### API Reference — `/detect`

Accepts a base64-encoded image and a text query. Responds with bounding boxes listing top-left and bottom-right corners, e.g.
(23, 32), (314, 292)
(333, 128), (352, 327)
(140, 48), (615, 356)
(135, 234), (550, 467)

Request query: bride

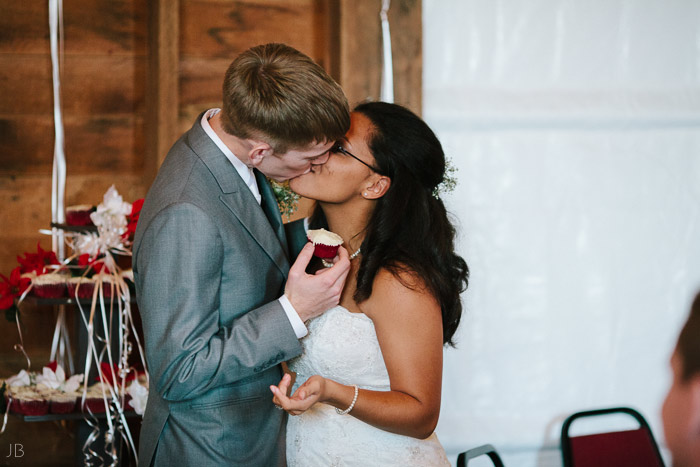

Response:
(270, 101), (469, 466)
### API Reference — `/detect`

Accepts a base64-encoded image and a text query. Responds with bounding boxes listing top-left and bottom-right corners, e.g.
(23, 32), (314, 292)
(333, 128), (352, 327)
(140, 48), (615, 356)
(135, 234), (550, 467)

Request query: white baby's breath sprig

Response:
(432, 157), (457, 199)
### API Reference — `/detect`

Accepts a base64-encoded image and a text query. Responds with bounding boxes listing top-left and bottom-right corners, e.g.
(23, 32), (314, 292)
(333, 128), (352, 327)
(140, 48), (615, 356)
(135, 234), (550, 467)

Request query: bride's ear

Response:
(363, 176), (391, 200)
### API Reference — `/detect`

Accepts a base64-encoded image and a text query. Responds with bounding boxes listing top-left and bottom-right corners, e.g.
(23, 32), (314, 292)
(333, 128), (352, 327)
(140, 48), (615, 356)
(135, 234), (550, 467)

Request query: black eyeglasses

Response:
(331, 143), (381, 173)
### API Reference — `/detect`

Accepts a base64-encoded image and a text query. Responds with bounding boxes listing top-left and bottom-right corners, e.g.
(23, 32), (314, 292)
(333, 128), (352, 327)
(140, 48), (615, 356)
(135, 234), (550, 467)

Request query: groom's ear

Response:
(363, 176), (391, 200)
(248, 141), (274, 167)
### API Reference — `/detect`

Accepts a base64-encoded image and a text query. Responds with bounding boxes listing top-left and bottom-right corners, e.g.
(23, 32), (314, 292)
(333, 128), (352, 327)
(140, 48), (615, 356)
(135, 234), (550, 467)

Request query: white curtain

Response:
(424, 1), (700, 465)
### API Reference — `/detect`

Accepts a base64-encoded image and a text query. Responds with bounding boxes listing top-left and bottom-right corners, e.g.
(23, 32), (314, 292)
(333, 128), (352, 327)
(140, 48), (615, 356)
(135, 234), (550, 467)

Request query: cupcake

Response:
(93, 273), (118, 299)
(80, 383), (110, 414)
(49, 391), (77, 414)
(307, 228), (344, 259)
(15, 387), (49, 416)
(4, 386), (22, 414)
(65, 205), (96, 226)
(67, 276), (96, 300)
(31, 273), (68, 299)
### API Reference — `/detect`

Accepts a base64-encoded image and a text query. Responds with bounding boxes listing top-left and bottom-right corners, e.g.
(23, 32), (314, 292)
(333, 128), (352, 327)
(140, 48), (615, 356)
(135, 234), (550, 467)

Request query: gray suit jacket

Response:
(133, 113), (306, 466)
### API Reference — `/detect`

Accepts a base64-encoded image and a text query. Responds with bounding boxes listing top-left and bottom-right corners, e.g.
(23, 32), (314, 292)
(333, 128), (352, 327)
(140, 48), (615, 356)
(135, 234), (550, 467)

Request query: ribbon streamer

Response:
(49, 0), (66, 260)
(380, 0), (394, 103)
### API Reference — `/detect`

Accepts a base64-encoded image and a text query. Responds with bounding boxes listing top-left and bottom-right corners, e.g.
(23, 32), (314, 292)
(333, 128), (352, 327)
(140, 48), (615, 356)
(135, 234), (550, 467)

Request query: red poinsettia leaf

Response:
(0, 281), (14, 309)
(78, 254), (90, 267)
(97, 362), (115, 382)
(92, 262), (105, 274)
(0, 295), (13, 310)
(47, 361), (58, 372)
(130, 199), (144, 217)
(17, 277), (31, 295)
(44, 251), (59, 266)
(9, 267), (21, 284)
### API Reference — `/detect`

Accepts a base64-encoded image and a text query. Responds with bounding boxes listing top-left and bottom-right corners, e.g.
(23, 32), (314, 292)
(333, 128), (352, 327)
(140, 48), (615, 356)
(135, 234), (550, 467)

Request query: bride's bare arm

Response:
(270, 268), (444, 439)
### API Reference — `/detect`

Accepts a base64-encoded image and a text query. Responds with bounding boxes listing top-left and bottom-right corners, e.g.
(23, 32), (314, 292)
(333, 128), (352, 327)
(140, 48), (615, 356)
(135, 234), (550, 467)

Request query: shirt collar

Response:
(201, 108), (261, 204)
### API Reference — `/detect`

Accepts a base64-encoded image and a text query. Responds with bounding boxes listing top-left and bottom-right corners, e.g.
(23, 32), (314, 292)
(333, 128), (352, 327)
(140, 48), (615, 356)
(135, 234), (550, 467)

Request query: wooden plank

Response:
(388, 0), (422, 113)
(339, 0), (421, 113)
(0, 55), (146, 116)
(0, 0), (147, 56)
(179, 57), (230, 108)
(180, 0), (323, 59)
(146, 0), (180, 177)
(0, 173), (146, 236)
(0, 115), (145, 175)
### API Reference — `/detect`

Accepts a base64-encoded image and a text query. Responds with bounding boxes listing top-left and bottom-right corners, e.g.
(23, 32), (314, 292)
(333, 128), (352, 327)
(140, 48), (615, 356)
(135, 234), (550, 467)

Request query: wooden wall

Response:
(0, 0), (420, 463)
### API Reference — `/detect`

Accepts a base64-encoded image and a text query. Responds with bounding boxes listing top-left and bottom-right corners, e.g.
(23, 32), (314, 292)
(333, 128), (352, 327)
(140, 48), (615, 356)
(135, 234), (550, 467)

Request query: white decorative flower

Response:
(36, 364), (83, 393)
(6, 370), (31, 387)
(94, 185), (132, 219)
(73, 232), (102, 257)
(73, 186), (133, 257)
(126, 379), (148, 415)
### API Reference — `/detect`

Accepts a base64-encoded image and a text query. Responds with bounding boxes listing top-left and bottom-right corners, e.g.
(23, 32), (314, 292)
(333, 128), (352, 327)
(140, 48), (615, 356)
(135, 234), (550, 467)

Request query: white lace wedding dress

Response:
(286, 306), (451, 466)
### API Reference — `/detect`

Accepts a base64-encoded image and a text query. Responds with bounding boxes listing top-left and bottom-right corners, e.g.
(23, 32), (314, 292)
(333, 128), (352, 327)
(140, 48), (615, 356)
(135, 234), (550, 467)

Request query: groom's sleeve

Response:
(134, 203), (302, 402)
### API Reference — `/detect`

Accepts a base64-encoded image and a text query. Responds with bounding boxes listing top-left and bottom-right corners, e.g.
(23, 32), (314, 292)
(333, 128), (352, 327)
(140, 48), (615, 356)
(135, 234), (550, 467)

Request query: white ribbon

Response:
(49, 0), (66, 260)
(380, 0), (394, 103)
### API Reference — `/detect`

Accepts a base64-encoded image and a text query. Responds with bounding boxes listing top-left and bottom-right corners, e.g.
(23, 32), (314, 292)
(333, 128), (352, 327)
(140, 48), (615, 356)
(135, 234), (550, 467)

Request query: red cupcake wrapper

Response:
(66, 210), (94, 226)
(68, 282), (96, 300)
(4, 394), (21, 414)
(81, 398), (108, 414)
(32, 283), (67, 299)
(18, 399), (49, 416)
(312, 243), (340, 259)
(50, 398), (77, 414)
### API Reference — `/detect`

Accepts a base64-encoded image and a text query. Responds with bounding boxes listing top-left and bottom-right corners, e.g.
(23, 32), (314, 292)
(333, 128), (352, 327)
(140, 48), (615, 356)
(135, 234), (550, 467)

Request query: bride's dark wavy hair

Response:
(310, 101), (469, 346)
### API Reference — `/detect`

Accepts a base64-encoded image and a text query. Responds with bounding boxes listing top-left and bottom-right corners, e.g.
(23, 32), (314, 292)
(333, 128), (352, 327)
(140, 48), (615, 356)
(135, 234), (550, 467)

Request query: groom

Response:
(132, 43), (351, 466)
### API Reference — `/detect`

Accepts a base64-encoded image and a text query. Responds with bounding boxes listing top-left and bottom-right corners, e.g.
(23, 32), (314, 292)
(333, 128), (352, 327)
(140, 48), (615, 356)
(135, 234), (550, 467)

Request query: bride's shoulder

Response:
(360, 266), (439, 319)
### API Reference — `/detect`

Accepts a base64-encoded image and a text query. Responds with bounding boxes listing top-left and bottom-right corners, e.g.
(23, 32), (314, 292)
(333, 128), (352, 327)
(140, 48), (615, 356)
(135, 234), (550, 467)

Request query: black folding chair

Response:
(560, 406), (665, 467)
(457, 444), (505, 467)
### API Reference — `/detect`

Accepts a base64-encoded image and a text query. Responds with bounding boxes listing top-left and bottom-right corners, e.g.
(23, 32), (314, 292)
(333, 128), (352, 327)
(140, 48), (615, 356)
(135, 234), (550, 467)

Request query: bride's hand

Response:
(270, 374), (325, 416)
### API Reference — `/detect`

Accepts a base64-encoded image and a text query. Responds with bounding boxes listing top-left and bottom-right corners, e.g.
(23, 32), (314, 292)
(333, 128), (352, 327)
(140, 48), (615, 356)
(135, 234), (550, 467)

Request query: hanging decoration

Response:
(49, 0), (66, 259)
(0, 2), (149, 465)
(380, 0), (394, 103)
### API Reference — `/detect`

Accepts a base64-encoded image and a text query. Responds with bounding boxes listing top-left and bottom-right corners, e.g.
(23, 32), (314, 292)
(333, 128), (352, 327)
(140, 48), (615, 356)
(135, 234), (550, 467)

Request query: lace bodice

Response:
(286, 306), (450, 466)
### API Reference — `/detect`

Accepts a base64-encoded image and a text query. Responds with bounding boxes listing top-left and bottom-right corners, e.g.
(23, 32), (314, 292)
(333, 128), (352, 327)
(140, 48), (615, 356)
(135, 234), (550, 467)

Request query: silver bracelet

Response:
(335, 385), (359, 415)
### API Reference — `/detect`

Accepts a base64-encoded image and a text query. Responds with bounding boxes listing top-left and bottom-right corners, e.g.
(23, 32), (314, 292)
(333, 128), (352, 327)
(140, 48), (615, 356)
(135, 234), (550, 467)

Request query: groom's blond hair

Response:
(221, 43), (349, 154)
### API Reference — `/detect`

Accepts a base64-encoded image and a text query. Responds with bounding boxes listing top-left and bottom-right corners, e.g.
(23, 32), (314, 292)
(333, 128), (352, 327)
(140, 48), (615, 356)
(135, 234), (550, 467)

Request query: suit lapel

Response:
(186, 113), (290, 276)
(219, 192), (290, 276)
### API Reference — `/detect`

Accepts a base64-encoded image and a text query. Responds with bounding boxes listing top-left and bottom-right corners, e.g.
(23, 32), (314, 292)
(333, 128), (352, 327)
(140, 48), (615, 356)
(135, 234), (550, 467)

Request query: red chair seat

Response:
(569, 428), (664, 467)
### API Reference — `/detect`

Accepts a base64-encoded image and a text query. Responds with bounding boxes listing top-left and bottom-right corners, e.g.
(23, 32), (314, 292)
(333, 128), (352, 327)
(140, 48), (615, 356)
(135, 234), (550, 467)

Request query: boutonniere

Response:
(268, 179), (300, 221)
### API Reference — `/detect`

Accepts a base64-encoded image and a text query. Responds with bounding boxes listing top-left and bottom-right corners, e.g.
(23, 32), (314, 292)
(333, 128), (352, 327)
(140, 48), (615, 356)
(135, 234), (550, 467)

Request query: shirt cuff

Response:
(279, 295), (308, 339)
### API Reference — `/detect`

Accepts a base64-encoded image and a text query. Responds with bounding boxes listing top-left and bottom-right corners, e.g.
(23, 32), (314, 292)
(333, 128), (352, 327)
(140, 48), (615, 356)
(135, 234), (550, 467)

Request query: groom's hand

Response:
(285, 242), (350, 322)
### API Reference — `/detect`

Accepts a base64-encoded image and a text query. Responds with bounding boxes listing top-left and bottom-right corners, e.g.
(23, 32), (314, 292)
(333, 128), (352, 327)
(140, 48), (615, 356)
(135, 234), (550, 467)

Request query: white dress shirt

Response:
(201, 109), (308, 338)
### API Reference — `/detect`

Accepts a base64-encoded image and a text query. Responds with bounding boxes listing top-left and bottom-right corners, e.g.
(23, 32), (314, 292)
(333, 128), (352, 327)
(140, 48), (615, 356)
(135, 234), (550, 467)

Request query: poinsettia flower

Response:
(96, 362), (136, 386)
(36, 363), (83, 393)
(6, 370), (31, 387)
(126, 379), (148, 415)
(122, 198), (144, 241)
(0, 282), (13, 310)
(17, 242), (60, 275)
(0, 267), (31, 310)
(77, 254), (106, 275)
